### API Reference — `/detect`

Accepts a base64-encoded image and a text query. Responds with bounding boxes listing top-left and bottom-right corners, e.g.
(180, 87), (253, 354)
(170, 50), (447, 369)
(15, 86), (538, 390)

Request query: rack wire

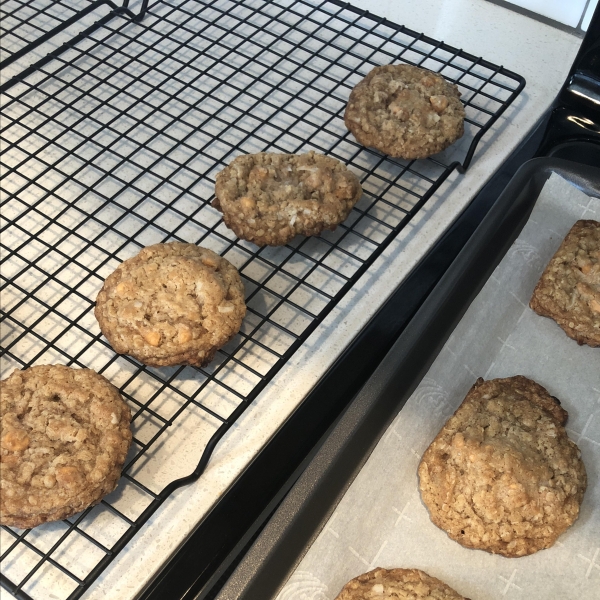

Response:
(0, 1), (525, 598)
(0, 0), (149, 80)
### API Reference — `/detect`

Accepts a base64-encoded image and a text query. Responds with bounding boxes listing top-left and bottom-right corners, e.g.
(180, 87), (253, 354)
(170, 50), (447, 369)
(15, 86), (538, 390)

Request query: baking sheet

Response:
(276, 172), (600, 600)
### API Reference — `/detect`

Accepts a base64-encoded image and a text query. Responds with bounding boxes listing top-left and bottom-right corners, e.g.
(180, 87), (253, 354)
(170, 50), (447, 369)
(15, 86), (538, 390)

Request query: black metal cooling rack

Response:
(0, 0), (149, 77)
(0, 1), (525, 598)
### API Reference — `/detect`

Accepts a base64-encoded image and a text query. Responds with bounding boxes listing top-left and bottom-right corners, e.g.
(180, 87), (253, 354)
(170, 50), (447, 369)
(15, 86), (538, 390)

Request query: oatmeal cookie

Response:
(95, 243), (246, 368)
(418, 376), (586, 557)
(1, 365), (132, 529)
(213, 151), (362, 246)
(344, 64), (465, 159)
(334, 567), (469, 600)
(530, 219), (600, 347)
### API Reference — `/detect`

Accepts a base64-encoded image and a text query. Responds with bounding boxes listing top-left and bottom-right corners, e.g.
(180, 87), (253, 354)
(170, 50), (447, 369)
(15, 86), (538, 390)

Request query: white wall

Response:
(503, 0), (597, 29)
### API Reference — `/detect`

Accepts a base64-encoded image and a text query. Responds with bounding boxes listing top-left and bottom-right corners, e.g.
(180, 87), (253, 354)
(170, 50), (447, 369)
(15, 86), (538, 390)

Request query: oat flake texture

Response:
(344, 64), (465, 159)
(530, 219), (600, 347)
(1, 365), (132, 529)
(213, 151), (362, 246)
(94, 243), (246, 367)
(418, 376), (587, 557)
(334, 567), (469, 600)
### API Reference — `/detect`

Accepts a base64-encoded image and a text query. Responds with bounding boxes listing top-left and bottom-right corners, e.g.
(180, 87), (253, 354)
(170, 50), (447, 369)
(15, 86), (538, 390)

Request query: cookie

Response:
(418, 376), (586, 557)
(530, 219), (600, 347)
(1, 365), (132, 529)
(95, 243), (246, 368)
(334, 567), (469, 600)
(213, 151), (362, 246)
(344, 64), (465, 159)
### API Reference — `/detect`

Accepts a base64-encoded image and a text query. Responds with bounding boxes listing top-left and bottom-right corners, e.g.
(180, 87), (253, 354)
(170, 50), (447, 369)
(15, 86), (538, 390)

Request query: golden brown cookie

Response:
(95, 243), (246, 368)
(418, 376), (586, 557)
(213, 151), (362, 246)
(530, 219), (600, 347)
(334, 567), (469, 600)
(1, 365), (132, 529)
(344, 64), (465, 159)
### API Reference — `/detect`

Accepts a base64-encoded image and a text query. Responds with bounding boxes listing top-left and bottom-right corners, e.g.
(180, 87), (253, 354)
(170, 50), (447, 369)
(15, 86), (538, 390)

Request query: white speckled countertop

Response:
(1, 1), (584, 599)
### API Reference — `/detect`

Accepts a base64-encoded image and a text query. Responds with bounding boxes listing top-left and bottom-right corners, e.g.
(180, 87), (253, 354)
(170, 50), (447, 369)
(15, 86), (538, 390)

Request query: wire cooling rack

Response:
(0, 0), (150, 81)
(0, 1), (525, 598)
(0, 0), (94, 67)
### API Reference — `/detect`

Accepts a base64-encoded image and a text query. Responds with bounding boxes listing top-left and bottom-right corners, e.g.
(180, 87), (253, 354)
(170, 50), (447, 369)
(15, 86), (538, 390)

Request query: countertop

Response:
(1, 0), (584, 599)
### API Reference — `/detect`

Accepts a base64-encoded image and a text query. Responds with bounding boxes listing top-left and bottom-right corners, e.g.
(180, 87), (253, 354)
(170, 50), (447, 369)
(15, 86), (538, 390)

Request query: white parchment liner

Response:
(277, 173), (600, 600)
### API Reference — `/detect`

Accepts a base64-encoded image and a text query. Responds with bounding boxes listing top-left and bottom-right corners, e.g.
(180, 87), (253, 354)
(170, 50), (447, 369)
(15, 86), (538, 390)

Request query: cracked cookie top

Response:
(418, 376), (586, 557)
(95, 243), (246, 367)
(344, 64), (465, 159)
(1, 365), (132, 529)
(530, 219), (600, 347)
(213, 151), (362, 246)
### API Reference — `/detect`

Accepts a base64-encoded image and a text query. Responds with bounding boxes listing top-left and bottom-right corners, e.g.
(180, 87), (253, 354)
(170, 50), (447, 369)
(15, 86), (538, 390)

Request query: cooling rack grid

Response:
(0, 1), (525, 598)
(0, 0), (150, 83)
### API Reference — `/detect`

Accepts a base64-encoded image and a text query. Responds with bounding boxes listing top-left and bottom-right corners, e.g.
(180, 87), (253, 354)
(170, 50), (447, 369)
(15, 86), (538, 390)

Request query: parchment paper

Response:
(277, 172), (600, 600)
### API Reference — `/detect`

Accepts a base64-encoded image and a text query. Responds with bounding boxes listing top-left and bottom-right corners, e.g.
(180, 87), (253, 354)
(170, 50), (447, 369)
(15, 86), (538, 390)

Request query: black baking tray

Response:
(211, 156), (600, 599)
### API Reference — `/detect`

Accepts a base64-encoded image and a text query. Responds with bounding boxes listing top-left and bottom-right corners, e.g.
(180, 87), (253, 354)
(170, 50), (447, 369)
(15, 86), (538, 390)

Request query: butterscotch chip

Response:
(334, 567), (469, 600)
(213, 151), (362, 246)
(95, 243), (246, 368)
(1, 365), (132, 529)
(344, 64), (465, 159)
(530, 220), (600, 347)
(418, 376), (586, 557)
